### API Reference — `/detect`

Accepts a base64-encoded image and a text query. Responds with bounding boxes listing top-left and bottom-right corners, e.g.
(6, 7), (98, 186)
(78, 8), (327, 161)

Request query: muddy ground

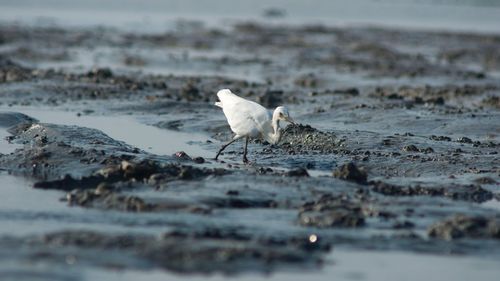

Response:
(0, 20), (499, 280)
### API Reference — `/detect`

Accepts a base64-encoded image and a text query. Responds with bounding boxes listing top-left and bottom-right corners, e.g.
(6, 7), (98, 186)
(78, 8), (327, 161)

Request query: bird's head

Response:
(274, 106), (295, 124)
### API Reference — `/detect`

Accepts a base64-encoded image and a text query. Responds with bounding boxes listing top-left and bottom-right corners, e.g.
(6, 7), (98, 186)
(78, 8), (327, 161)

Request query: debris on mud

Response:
(428, 214), (500, 240)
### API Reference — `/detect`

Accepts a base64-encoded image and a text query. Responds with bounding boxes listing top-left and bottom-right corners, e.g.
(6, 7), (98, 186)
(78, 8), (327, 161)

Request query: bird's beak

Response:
(285, 116), (296, 124)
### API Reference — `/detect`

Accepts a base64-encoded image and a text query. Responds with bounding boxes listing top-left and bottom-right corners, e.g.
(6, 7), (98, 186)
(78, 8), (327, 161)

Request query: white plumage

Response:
(215, 89), (294, 163)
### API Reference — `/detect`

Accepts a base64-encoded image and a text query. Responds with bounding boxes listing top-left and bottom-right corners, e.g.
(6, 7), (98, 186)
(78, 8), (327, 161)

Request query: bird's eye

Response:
(279, 113), (284, 117)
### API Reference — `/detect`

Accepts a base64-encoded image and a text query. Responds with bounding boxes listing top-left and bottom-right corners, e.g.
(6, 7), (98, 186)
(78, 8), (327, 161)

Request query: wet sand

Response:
(1, 2), (500, 280)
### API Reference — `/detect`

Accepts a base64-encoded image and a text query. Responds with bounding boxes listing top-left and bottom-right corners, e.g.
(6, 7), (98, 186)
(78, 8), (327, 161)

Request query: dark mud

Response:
(1, 119), (143, 180)
(371, 181), (494, 203)
(0, 230), (325, 274)
(0, 19), (500, 279)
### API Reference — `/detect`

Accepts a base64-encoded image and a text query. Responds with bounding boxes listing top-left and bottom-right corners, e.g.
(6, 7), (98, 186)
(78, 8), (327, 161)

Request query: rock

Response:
(474, 177), (497, 184)
(333, 87), (359, 96)
(393, 220), (415, 229)
(174, 151), (192, 160)
(180, 83), (201, 101)
(428, 214), (500, 240)
(294, 73), (318, 88)
(286, 168), (309, 177)
(371, 181), (493, 203)
(87, 67), (113, 79)
(402, 145), (419, 152)
(34, 174), (104, 191)
(201, 197), (277, 208)
(420, 147), (434, 153)
(332, 162), (367, 184)
(457, 137), (473, 144)
(298, 194), (365, 228)
(426, 96), (445, 105)
(193, 157), (205, 164)
(299, 209), (365, 228)
(481, 95), (500, 108)
(430, 135), (451, 142)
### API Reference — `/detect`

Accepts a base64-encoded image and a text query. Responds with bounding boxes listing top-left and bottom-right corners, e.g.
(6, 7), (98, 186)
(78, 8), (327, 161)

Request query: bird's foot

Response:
(243, 157), (251, 165)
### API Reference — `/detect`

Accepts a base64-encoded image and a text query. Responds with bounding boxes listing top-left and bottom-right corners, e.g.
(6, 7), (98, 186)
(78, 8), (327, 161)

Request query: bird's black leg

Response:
(243, 137), (249, 164)
(215, 138), (238, 160)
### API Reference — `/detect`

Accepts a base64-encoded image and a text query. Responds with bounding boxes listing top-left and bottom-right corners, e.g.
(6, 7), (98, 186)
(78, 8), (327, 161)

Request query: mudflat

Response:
(0, 6), (499, 281)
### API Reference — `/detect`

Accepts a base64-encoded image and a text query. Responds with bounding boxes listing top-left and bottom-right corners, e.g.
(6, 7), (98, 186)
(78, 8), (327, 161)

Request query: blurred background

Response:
(1, 0), (500, 33)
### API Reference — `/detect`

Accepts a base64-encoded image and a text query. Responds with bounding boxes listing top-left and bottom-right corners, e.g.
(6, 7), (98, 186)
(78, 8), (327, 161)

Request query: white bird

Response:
(214, 89), (295, 163)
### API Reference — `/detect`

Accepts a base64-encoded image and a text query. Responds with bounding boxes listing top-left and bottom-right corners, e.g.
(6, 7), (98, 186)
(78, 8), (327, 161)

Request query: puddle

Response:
(1, 107), (214, 159)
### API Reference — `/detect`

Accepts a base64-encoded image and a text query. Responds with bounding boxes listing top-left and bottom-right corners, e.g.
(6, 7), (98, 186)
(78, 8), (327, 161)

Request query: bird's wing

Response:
(218, 91), (272, 138)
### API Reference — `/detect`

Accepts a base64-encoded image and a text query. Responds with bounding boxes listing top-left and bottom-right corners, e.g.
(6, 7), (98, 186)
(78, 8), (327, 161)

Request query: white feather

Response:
(216, 89), (274, 142)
